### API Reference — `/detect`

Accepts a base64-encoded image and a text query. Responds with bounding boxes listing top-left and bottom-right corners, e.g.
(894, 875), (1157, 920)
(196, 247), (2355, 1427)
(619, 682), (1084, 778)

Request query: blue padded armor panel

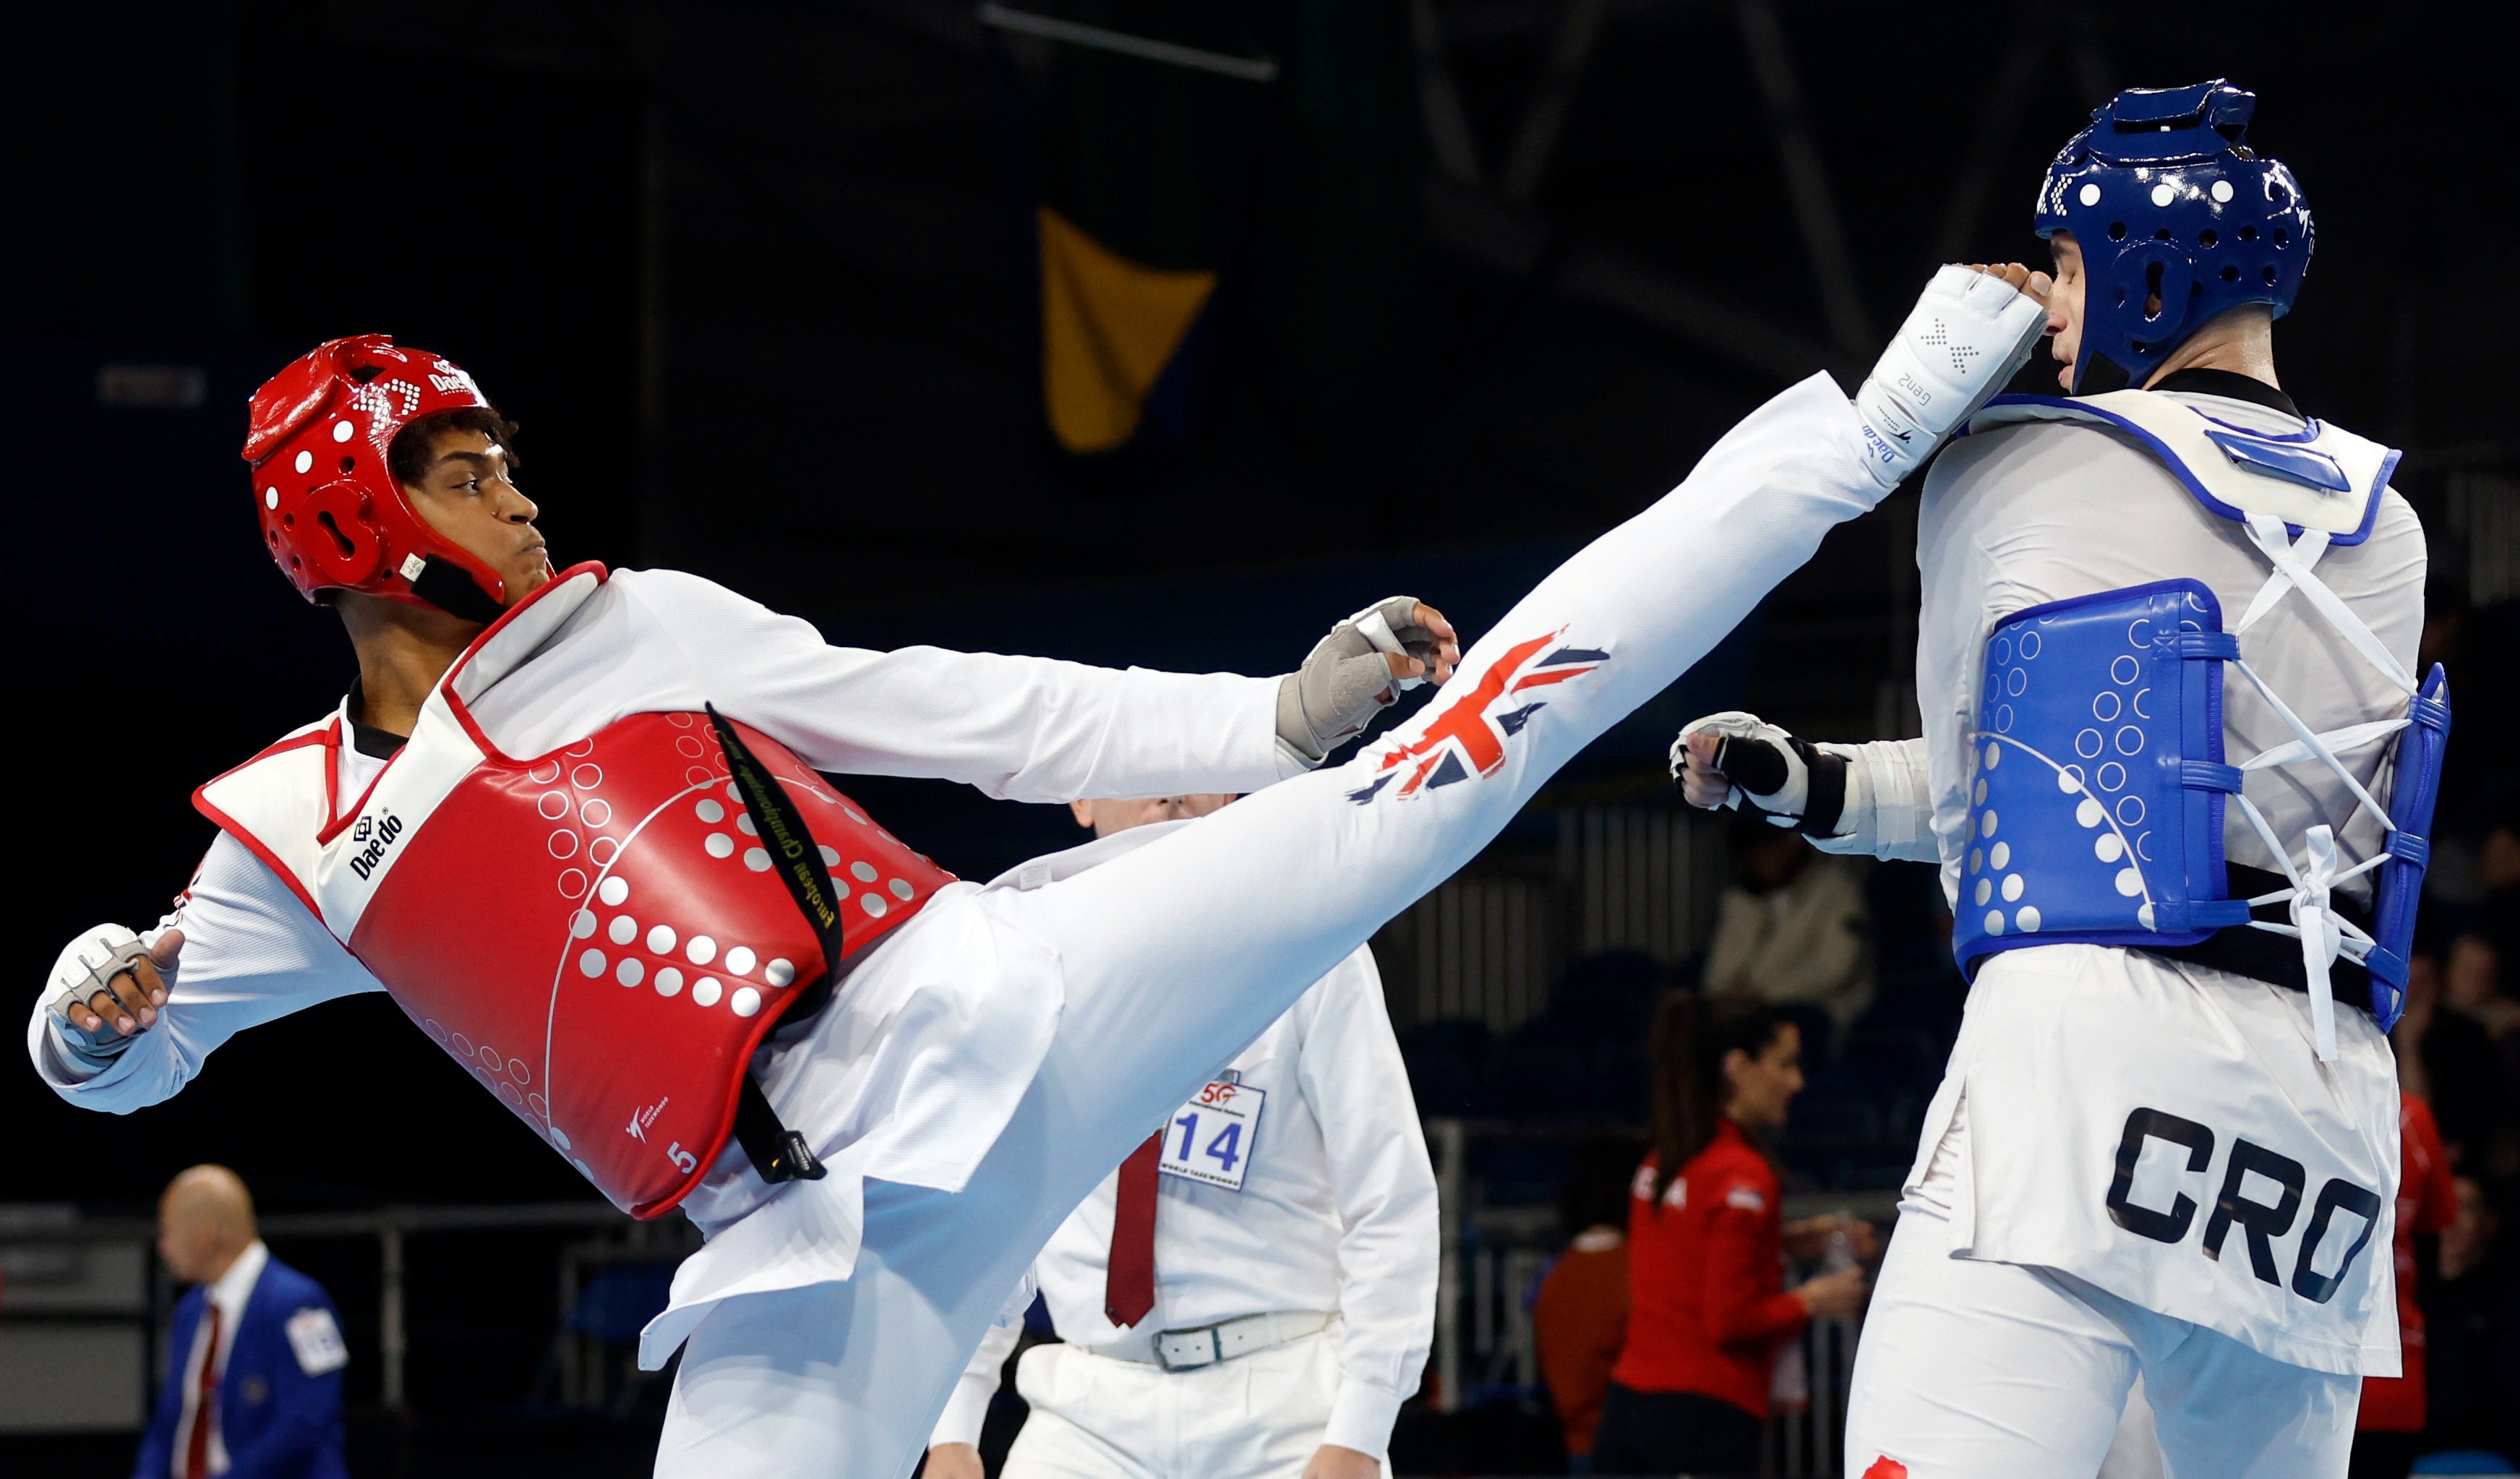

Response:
(2360, 664), (2451, 1029)
(1955, 580), (2252, 975)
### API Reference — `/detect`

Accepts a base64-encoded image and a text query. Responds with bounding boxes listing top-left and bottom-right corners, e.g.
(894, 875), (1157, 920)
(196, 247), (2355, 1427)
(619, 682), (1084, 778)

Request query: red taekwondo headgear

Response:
(243, 335), (512, 623)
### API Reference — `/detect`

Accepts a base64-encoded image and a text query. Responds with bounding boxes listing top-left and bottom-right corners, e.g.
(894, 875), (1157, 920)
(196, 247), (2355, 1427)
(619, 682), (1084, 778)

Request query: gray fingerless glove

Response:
(1276, 596), (1440, 765)
(44, 925), (162, 1063)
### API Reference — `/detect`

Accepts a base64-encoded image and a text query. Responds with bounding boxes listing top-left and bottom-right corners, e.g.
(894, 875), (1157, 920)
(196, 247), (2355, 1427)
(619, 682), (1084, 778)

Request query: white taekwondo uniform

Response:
(35, 370), (1907, 1479)
(1824, 376), (2425, 1479)
(929, 821), (1437, 1478)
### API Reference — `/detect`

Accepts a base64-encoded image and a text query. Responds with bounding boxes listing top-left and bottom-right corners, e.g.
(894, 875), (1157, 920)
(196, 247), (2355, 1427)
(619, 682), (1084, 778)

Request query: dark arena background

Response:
(5, 2), (2515, 1476)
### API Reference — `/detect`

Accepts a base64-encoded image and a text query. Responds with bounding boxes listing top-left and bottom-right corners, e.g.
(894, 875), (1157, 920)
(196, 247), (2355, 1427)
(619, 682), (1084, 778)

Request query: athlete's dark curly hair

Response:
(387, 406), (520, 487)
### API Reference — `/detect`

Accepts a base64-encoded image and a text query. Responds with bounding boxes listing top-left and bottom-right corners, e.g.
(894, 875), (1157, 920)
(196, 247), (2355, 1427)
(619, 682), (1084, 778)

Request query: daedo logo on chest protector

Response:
(2105, 1106), (2383, 1305)
(346, 809), (404, 880)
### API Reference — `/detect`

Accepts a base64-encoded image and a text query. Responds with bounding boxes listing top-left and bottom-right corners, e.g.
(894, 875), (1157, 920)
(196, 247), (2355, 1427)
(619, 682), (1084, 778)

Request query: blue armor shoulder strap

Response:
(1965, 391), (2401, 545)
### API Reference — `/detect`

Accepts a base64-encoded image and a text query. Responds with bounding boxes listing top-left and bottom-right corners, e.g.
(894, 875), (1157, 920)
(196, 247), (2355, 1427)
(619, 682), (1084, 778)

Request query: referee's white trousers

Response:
(653, 375), (1883, 1479)
(1000, 1332), (1394, 1479)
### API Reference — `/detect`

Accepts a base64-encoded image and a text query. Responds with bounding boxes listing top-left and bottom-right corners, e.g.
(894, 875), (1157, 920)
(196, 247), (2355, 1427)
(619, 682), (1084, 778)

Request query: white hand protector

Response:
(1277, 596), (1441, 764)
(1852, 264), (2051, 489)
(1673, 711), (1848, 836)
(45, 924), (166, 1060)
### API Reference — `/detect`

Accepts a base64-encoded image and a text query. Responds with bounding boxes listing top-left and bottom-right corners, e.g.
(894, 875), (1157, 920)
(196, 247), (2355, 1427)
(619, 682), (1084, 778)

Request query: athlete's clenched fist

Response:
(1671, 711), (1849, 836)
(46, 924), (184, 1056)
(1277, 597), (1461, 764)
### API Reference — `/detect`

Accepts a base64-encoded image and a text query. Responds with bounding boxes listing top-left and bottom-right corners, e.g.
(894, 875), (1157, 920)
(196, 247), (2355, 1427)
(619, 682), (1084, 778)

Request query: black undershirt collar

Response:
(2150, 366), (2300, 420)
(343, 678), (409, 760)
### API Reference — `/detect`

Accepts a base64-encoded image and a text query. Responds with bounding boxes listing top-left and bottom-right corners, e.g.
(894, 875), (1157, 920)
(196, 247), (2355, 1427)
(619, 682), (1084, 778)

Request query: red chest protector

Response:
(194, 567), (953, 1217)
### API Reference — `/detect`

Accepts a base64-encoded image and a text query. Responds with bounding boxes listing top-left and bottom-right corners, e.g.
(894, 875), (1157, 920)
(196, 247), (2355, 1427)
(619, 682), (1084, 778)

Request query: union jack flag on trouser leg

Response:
(1345, 630), (1608, 802)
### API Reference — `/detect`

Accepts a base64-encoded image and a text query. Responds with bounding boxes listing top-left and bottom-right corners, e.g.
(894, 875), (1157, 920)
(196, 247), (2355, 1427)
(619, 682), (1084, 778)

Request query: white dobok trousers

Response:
(1841, 942), (2388, 1479)
(1844, 1202), (2359, 1478)
(999, 1330), (1393, 1479)
(651, 376), (1883, 1478)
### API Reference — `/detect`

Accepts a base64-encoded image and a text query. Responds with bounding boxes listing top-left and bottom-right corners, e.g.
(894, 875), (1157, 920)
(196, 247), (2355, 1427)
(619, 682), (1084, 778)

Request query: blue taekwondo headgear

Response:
(2036, 80), (2313, 394)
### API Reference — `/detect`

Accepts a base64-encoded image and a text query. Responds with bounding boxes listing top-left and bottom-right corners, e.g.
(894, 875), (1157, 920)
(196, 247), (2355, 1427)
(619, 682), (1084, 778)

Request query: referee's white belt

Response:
(1092, 1310), (1333, 1372)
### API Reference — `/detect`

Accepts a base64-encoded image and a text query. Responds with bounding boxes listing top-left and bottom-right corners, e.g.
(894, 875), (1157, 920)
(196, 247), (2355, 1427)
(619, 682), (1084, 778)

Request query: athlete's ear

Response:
(1068, 799), (1095, 831)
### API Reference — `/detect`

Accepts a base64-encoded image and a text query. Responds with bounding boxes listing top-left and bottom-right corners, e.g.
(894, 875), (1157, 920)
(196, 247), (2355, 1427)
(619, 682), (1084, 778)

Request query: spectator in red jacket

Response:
(1535, 1136), (1645, 1469)
(1593, 997), (1871, 1476)
(2349, 1093), (2459, 1479)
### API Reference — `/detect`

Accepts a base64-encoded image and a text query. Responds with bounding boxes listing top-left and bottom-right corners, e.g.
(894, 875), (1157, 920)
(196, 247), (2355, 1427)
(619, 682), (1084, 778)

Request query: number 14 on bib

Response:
(1159, 1077), (1267, 1192)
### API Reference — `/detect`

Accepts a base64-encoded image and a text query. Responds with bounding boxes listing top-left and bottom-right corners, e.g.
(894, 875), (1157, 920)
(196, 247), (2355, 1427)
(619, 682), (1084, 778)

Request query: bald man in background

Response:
(137, 1167), (349, 1479)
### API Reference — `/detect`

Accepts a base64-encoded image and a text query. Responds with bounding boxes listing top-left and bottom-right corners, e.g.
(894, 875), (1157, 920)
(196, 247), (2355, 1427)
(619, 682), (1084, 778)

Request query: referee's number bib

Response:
(1159, 1079), (1267, 1192)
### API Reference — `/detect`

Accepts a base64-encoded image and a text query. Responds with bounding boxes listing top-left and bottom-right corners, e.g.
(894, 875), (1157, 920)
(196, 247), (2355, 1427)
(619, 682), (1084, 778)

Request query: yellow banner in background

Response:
(1037, 206), (1217, 454)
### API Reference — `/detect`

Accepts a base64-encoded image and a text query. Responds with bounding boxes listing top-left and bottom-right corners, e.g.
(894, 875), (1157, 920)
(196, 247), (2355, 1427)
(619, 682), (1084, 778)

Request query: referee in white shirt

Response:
(925, 792), (1440, 1479)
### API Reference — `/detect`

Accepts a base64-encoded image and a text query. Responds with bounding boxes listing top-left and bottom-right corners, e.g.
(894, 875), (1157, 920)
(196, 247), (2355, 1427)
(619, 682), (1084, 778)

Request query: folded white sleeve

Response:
(614, 570), (1298, 802)
(1807, 737), (1939, 864)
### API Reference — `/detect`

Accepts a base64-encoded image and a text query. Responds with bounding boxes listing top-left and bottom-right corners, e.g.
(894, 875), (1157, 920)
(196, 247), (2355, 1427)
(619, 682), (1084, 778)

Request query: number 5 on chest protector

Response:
(1159, 1075), (1267, 1191)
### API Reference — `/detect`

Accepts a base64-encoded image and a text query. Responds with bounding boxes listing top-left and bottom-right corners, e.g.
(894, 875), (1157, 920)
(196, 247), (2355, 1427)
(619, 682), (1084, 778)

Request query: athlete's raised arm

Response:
(601, 574), (1461, 802)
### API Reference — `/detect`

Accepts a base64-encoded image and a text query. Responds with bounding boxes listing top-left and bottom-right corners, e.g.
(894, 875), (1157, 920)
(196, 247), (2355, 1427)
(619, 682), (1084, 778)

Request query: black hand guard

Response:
(1706, 732), (1851, 838)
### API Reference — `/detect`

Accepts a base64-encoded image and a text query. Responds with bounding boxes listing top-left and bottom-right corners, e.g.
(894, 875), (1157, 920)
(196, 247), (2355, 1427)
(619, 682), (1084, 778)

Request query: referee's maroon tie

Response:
(1104, 1131), (1162, 1329)
(182, 1303), (222, 1479)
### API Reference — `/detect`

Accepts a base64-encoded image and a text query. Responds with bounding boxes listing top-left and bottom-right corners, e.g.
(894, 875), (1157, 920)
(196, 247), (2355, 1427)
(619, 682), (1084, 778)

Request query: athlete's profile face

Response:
(401, 428), (555, 604)
(1723, 1022), (1805, 1131)
(2046, 233), (2086, 390)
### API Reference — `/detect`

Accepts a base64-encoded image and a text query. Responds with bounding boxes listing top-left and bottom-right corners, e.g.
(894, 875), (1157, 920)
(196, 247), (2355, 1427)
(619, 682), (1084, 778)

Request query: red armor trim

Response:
(194, 565), (956, 1216)
(192, 721), (340, 922)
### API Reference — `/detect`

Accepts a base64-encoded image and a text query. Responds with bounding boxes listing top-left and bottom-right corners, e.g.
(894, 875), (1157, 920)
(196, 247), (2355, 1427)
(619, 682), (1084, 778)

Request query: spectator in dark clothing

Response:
(1705, 833), (1874, 1042)
(2396, 950), (2504, 1169)
(2476, 820), (2520, 987)
(2447, 934), (2520, 1042)
(2423, 1174), (2514, 1458)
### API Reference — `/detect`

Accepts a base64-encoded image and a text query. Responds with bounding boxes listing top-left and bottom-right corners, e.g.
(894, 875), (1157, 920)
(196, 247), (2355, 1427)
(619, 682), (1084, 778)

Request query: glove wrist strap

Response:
(1795, 746), (1849, 838)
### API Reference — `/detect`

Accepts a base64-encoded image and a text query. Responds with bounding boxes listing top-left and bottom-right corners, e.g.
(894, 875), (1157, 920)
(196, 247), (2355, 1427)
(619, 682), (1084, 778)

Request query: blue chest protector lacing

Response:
(1953, 394), (2451, 1060)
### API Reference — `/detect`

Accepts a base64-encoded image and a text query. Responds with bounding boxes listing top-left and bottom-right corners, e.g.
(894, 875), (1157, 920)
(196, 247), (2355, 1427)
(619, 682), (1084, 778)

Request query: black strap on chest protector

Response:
(1960, 865), (2378, 1016)
(706, 703), (857, 1186)
(2135, 864), (2376, 1014)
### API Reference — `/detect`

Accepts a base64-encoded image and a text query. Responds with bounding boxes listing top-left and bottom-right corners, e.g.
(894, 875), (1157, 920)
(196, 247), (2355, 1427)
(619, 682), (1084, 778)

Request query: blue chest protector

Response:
(1950, 393), (2450, 1041)
(1955, 580), (2249, 953)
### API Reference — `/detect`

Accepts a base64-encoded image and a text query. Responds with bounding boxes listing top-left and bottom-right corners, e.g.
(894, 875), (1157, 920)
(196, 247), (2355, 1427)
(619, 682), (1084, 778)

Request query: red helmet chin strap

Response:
(244, 335), (512, 620)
